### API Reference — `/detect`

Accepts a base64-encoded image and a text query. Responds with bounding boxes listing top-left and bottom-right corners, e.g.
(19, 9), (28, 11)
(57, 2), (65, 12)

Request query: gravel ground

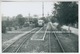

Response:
(16, 28), (47, 52)
(2, 28), (40, 52)
(31, 27), (46, 40)
(17, 29), (64, 53)
(2, 23), (78, 53)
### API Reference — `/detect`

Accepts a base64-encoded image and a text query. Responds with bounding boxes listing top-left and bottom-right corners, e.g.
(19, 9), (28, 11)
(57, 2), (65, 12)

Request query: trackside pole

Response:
(49, 30), (51, 52)
(68, 24), (71, 36)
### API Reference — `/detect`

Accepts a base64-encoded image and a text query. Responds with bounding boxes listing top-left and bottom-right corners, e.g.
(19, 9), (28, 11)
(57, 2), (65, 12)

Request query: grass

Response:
(16, 27), (33, 31)
(2, 27), (34, 43)
(2, 33), (21, 43)
(55, 33), (78, 52)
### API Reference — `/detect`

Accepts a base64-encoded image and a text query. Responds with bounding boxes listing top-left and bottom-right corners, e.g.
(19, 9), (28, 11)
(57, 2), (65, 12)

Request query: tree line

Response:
(2, 14), (39, 33)
(51, 2), (78, 27)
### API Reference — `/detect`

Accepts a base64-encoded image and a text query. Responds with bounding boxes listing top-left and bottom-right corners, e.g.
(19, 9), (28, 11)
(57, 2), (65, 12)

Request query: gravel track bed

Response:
(2, 28), (40, 53)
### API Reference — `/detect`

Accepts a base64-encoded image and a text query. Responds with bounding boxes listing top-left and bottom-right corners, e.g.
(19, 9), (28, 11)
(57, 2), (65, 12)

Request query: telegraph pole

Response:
(42, 2), (44, 17)
(28, 13), (30, 23)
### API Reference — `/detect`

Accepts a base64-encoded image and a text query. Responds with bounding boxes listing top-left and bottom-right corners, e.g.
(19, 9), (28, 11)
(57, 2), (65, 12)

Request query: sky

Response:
(1, 2), (54, 17)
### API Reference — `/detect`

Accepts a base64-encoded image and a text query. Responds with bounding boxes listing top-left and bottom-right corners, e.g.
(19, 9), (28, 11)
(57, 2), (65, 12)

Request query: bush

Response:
(23, 22), (29, 27)
(57, 25), (62, 30)
(14, 26), (17, 30)
(35, 23), (38, 27)
(2, 25), (6, 33)
(8, 27), (12, 31)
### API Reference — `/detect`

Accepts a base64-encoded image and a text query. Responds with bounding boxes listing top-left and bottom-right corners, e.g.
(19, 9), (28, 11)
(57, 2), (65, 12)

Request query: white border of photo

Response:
(0, 0), (79, 54)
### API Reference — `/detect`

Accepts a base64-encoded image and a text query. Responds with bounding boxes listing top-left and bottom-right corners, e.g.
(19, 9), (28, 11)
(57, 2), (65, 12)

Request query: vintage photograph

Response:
(1, 0), (78, 53)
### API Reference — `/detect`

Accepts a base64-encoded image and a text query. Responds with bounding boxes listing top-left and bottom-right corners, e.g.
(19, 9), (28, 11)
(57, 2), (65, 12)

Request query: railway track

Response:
(53, 33), (65, 52)
(2, 22), (77, 52)
(2, 27), (42, 52)
(48, 22), (78, 52)
(55, 31), (78, 52)
(48, 22), (65, 52)
(16, 25), (48, 52)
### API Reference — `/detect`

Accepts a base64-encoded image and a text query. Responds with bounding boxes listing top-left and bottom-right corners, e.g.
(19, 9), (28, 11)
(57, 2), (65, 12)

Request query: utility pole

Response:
(28, 13), (30, 23)
(47, 13), (50, 22)
(42, 2), (44, 17)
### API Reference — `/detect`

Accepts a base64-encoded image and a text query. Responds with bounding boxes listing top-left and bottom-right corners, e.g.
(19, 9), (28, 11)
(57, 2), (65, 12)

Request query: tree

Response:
(33, 18), (38, 27)
(41, 17), (48, 23)
(2, 21), (6, 33)
(16, 14), (26, 28)
(51, 16), (57, 23)
(52, 2), (78, 25)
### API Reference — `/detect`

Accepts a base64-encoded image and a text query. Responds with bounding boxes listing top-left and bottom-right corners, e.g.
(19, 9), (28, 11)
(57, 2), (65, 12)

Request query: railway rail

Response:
(2, 27), (42, 52)
(2, 22), (77, 52)
(48, 22), (65, 52)
(16, 25), (48, 52)
(48, 22), (78, 52)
